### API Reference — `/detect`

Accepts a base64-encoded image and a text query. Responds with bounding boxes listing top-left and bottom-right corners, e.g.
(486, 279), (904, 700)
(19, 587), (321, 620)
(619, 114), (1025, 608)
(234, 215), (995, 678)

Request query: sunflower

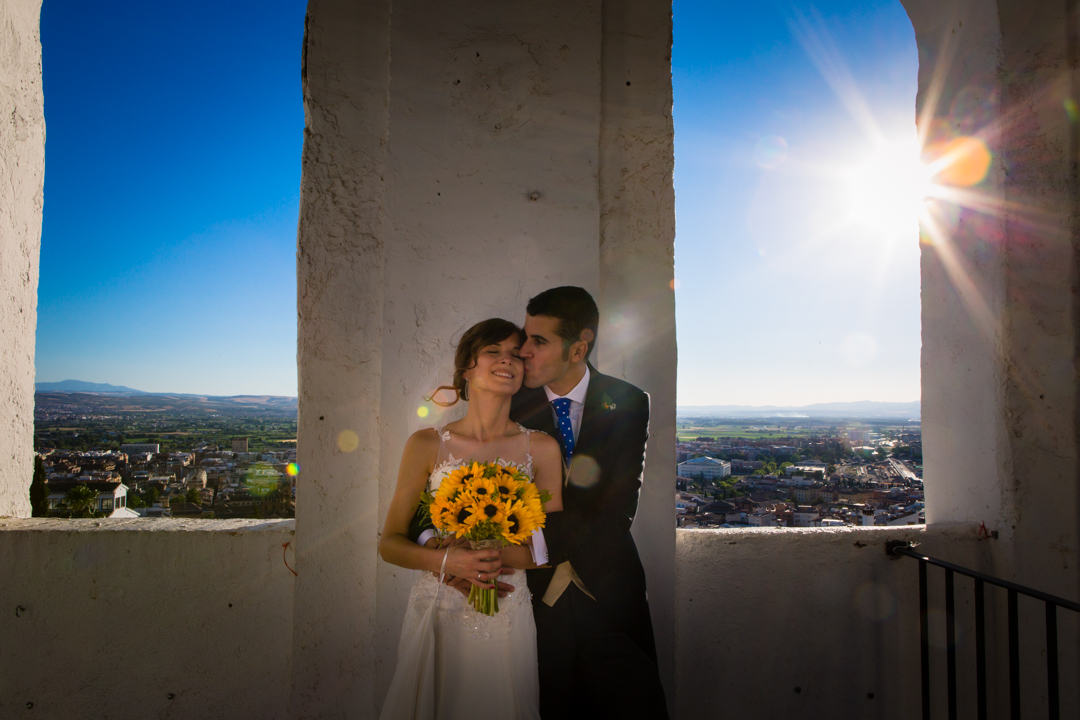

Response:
(475, 496), (507, 526)
(466, 476), (498, 502)
(494, 471), (520, 498)
(517, 481), (540, 503)
(429, 495), (455, 532)
(522, 492), (545, 526)
(437, 462), (480, 500)
(444, 497), (480, 536)
(500, 500), (533, 544)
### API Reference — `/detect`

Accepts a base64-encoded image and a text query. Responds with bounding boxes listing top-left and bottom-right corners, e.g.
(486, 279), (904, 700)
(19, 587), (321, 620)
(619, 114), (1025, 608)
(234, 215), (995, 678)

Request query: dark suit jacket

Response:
(511, 365), (655, 655)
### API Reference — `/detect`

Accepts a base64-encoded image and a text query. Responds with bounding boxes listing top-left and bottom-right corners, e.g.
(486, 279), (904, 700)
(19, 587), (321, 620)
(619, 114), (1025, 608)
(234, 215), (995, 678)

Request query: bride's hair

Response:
(429, 318), (524, 407)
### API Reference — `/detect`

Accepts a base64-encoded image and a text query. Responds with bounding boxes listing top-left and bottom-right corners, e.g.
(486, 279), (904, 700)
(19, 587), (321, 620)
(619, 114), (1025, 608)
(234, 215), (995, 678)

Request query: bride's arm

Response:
(502, 432), (564, 569)
(379, 430), (503, 582)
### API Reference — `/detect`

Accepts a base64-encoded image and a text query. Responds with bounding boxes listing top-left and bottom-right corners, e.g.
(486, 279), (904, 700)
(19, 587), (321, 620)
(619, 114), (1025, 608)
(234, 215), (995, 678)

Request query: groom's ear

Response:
(568, 330), (591, 363)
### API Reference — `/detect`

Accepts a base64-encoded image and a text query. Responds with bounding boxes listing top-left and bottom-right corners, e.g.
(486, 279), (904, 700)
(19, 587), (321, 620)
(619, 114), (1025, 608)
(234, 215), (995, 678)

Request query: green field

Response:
(676, 424), (820, 441)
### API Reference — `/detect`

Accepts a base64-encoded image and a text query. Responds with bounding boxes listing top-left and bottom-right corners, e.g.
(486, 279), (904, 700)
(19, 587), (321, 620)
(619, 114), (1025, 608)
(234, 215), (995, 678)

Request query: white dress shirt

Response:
(544, 364), (590, 445)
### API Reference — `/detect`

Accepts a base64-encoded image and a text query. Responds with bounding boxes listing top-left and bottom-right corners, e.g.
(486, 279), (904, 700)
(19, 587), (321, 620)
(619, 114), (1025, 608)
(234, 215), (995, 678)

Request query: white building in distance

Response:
(677, 456), (732, 480)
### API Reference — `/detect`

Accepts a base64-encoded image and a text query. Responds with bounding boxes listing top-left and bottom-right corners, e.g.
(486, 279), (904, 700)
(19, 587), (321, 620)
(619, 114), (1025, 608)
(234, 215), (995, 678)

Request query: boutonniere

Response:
(601, 394), (617, 411)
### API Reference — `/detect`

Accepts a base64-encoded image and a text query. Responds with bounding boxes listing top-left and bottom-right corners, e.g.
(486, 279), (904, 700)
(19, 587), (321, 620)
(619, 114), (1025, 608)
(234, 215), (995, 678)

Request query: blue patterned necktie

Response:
(551, 397), (575, 462)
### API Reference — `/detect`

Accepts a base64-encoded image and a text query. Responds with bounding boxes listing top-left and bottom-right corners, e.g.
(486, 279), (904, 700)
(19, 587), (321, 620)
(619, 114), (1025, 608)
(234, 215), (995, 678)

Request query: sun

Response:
(845, 134), (934, 238)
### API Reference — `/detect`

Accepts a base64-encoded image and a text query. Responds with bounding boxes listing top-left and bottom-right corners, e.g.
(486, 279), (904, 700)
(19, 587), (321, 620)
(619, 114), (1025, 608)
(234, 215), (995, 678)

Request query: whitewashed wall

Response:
(907, 0), (1079, 606)
(0, 0), (43, 519)
(0, 519), (296, 720)
(294, 1), (677, 716)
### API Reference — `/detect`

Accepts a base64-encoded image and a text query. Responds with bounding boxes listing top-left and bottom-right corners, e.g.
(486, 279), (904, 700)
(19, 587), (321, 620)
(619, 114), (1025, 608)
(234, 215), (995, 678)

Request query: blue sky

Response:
(37, 0), (306, 396)
(37, 1), (918, 404)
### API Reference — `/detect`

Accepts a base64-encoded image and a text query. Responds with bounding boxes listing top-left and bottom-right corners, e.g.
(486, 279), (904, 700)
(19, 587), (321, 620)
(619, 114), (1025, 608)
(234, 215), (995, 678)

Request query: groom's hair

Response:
(526, 286), (599, 362)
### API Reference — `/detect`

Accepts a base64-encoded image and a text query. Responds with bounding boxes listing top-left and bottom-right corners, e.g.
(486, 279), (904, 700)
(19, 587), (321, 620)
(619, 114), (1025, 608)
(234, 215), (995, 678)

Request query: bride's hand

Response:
(442, 544), (502, 588)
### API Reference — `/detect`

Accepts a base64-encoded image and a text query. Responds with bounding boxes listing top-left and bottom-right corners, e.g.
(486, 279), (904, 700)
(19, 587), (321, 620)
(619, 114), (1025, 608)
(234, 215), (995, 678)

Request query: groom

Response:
(511, 286), (667, 719)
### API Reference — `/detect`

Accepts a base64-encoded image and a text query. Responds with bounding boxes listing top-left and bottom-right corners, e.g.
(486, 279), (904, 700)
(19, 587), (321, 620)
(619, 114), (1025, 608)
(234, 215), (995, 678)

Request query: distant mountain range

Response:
(34, 380), (297, 417)
(36, 380), (147, 394)
(676, 400), (920, 420)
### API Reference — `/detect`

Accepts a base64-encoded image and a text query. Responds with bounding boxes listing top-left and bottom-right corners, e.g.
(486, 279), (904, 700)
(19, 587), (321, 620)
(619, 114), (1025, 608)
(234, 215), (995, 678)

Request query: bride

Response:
(378, 318), (563, 720)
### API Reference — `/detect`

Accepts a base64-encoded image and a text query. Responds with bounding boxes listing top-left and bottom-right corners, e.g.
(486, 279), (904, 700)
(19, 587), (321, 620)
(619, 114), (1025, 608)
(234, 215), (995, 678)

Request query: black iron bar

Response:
(946, 568), (957, 720)
(920, 558), (931, 720)
(892, 545), (1080, 613)
(1046, 601), (1058, 720)
(1009, 588), (1020, 720)
(975, 578), (987, 720)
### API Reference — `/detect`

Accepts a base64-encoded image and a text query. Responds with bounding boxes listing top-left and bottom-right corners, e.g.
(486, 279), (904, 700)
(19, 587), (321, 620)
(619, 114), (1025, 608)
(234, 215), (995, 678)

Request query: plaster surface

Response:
(0, 519), (296, 720)
(676, 524), (1078, 719)
(376, 0), (604, 706)
(0, 0), (43, 519)
(292, 1), (390, 717)
(597, 0), (677, 704)
(295, 1), (676, 716)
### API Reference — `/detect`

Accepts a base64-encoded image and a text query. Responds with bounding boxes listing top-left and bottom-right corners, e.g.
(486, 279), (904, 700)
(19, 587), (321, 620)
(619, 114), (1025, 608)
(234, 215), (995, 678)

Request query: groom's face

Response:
(520, 314), (572, 389)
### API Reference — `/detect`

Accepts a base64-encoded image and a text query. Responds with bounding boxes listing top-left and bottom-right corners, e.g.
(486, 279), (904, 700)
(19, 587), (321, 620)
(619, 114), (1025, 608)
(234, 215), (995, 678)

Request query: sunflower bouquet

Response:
(420, 460), (551, 616)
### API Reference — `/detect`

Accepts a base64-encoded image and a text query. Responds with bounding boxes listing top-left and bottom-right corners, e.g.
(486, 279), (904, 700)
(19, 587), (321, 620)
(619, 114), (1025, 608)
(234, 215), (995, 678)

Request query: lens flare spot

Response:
(926, 608), (964, 650)
(417, 406), (430, 418)
(1065, 97), (1079, 123)
(244, 462), (282, 497)
(567, 455), (600, 489)
(669, 278), (680, 291)
(286, 462), (300, 477)
(337, 429), (360, 453)
(929, 136), (992, 187)
(755, 135), (788, 169)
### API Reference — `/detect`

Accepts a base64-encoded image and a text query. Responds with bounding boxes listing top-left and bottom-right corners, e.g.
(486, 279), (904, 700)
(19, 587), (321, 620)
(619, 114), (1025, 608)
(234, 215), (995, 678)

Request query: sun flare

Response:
(845, 136), (934, 238)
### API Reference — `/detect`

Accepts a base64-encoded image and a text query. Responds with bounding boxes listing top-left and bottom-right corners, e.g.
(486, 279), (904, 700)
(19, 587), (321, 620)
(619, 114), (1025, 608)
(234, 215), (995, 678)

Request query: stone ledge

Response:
(0, 517), (295, 533)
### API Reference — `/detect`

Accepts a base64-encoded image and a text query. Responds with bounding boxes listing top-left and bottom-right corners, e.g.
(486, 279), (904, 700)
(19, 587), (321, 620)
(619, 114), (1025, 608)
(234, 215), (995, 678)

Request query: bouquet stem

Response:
(468, 538), (502, 616)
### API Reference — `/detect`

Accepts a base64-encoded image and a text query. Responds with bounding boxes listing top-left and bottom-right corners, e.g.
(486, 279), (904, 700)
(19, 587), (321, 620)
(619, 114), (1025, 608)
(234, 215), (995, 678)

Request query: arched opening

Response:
(673, 0), (924, 529)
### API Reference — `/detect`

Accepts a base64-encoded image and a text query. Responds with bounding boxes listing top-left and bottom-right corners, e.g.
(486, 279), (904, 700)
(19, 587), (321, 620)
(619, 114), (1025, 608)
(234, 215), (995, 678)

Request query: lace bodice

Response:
(426, 424), (536, 493)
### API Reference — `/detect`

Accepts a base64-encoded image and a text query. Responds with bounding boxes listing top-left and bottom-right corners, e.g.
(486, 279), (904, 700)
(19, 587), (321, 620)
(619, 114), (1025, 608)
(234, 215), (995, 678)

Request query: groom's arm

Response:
(406, 507), (434, 543)
(543, 388), (649, 565)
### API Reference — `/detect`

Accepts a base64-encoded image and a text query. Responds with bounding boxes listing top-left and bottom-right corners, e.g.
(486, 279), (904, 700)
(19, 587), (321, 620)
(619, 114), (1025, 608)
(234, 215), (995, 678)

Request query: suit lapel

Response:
(568, 368), (616, 478)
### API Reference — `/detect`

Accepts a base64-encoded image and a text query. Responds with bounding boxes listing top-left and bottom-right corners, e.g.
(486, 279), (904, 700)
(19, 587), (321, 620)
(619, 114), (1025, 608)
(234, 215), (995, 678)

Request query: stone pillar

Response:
(0, 0), (44, 519)
(905, 0), (1080, 713)
(599, 0), (677, 707)
(291, 1), (390, 716)
(904, 0), (1010, 527)
(905, 0), (1080, 601)
(293, 0), (676, 715)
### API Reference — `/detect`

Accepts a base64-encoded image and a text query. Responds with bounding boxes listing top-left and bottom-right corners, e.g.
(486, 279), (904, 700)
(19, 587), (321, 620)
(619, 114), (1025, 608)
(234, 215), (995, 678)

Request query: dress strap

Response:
(433, 426), (448, 467)
(518, 424), (534, 472)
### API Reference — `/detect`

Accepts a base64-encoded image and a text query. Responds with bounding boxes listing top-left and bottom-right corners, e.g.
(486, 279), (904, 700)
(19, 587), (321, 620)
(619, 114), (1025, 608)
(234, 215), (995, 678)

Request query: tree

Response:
(30, 456), (48, 517)
(62, 484), (103, 518)
(185, 487), (202, 505)
(827, 464), (837, 475)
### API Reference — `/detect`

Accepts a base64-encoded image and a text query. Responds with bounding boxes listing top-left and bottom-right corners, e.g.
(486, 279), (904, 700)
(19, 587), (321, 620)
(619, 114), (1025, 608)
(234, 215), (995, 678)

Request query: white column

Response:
(0, 0), (44, 519)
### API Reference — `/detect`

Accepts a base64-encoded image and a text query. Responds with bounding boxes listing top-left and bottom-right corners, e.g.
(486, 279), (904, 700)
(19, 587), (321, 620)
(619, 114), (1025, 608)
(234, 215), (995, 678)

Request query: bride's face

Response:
(463, 335), (524, 397)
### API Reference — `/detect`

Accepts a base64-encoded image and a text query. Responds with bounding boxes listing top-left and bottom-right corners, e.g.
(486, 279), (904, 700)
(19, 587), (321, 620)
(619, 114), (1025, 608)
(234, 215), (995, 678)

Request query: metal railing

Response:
(887, 540), (1080, 720)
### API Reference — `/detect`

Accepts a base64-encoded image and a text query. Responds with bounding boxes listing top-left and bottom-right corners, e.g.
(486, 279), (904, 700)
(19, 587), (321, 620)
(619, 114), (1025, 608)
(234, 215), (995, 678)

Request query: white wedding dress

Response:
(379, 426), (542, 720)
